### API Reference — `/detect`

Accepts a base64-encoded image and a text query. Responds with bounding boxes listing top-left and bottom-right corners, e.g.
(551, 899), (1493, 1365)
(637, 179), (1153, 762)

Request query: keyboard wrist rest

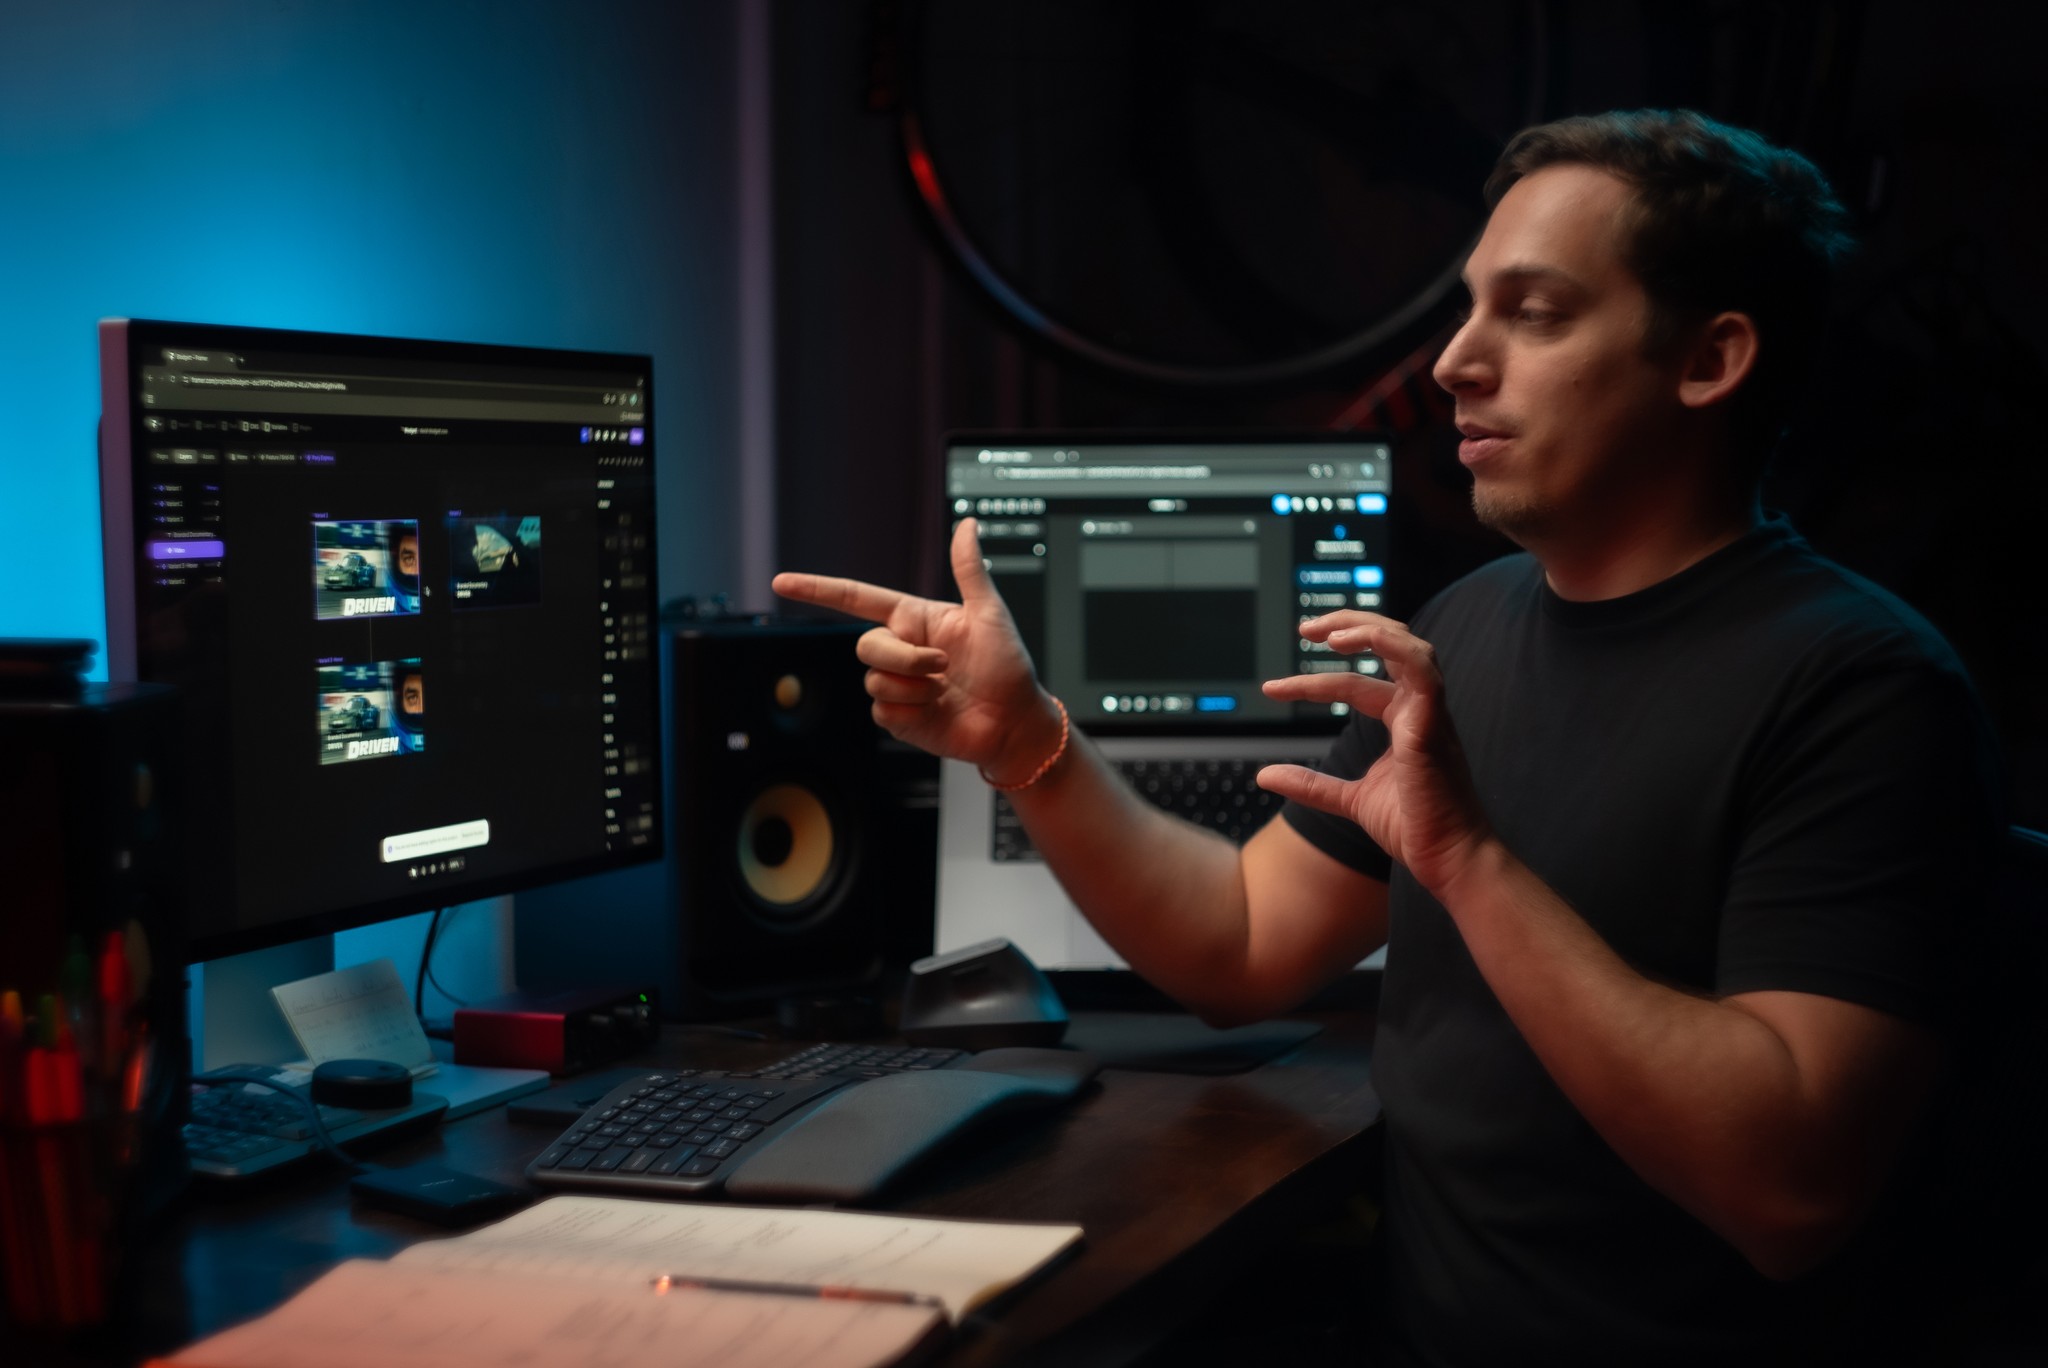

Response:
(723, 1060), (1095, 1204)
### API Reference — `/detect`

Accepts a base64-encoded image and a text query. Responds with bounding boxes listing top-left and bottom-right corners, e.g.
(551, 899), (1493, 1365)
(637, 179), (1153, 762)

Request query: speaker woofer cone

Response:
(736, 782), (839, 919)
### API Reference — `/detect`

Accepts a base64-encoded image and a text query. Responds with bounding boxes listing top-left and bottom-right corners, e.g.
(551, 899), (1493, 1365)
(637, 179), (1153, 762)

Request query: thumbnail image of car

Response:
(324, 552), (376, 589)
(327, 695), (380, 733)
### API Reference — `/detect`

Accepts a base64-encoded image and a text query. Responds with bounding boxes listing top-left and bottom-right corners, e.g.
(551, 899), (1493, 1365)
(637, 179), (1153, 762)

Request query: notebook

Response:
(933, 431), (1393, 972)
(151, 1195), (1083, 1368)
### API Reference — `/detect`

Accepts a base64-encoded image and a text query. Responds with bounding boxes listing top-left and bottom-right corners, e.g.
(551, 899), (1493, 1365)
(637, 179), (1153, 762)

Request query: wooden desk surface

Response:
(99, 1009), (1379, 1367)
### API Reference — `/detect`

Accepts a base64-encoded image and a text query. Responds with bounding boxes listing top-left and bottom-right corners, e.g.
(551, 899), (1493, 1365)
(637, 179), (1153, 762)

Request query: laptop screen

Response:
(945, 432), (1394, 735)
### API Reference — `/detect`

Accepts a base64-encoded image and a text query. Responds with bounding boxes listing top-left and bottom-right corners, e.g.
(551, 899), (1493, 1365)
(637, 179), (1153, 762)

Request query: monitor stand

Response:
(190, 937), (547, 1118)
(193, 938), (333, 1072)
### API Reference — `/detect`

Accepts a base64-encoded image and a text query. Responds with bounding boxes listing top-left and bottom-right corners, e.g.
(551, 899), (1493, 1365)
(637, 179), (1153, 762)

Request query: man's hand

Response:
(1258, 612), (1493, 896)
(771, 518), (1060, 783)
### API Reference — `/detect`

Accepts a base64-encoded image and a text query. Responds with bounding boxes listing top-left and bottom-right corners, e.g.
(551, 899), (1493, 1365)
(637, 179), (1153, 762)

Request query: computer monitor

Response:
(97, 321), (663, 1030)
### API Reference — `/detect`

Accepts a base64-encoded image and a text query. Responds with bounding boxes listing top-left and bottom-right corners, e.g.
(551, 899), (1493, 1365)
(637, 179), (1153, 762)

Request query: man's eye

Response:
(1517, 306), (1561, 325)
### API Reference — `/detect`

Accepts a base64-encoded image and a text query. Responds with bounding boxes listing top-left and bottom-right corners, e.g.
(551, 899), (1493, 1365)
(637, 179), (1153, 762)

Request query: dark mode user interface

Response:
(946, 437), (1393, 732)
(123, 333), (659, 950)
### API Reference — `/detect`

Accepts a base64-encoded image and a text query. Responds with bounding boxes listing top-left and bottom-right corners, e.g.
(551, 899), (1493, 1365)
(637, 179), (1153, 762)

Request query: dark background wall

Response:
(3, 1), (2038, 1005)
(0, 0), (742, 999)
(767, 0), (2048, 832)
(0, 0), (739, 650)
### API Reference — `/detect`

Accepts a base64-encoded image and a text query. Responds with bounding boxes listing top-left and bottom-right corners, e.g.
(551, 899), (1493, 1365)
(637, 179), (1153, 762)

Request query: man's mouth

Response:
(1456, 421), (1512, 466)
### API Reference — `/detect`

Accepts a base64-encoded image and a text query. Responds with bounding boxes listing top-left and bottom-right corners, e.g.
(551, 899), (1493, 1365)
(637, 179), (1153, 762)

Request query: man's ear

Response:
(1677, 311), (1760, 410)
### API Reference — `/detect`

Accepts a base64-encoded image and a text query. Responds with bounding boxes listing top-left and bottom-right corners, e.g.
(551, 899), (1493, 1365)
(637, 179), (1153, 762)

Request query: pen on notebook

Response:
(650, 1274), (944, 1309)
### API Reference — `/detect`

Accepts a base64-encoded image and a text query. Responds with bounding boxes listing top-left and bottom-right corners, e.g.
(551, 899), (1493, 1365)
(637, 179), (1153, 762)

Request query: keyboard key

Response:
(648, 1147), (696, 1176)
(992, 758), (1291, 860)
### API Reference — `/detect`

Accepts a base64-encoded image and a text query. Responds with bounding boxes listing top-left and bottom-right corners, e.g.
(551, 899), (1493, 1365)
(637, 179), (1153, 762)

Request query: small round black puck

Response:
(311, 1058), (414, 1110)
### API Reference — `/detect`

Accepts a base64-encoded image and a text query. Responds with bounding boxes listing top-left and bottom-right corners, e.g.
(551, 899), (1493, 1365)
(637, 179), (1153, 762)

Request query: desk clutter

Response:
(1, 660), (191, 1336)
(0, 930), (176, 1333)
(148, 1195), (1083, 1368)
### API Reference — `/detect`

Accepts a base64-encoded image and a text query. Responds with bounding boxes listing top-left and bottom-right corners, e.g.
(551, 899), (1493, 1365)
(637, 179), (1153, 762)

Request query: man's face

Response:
(1432, 164), (1692, 545)
(401, 676), (423, 714)
(396, 533), (419, 578)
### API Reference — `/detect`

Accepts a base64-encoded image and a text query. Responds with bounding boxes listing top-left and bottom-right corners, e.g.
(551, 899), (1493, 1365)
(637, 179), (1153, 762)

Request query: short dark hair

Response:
(1486, 109), (1854, 469)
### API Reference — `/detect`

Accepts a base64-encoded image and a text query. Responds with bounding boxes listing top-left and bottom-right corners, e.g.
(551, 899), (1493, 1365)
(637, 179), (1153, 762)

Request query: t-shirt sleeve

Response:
(1279, 712), (1396, 882)
(1715, 652), (2004, 1024)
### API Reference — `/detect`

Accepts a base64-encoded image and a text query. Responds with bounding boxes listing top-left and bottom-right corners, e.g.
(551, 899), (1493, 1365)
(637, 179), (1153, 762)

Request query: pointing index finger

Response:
(771, 570), (911, 626)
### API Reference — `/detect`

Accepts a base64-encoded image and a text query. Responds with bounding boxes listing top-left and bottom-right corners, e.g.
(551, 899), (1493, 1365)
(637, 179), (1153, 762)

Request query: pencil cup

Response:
(0, 1112), (135, 1332)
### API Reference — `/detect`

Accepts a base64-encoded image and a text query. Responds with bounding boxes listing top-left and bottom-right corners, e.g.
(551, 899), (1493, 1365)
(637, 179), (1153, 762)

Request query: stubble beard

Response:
(1470, 479), (1549, 545)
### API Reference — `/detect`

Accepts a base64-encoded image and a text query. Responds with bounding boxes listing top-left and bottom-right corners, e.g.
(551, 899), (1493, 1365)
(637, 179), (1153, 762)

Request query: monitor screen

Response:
(932, 431), (1394, 975)
(99, 320), (663, 962)
(944, 432), (1395, 734)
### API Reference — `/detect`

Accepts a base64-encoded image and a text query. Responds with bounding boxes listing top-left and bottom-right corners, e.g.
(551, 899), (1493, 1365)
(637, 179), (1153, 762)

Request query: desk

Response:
(97, 1008), (1379, 1367)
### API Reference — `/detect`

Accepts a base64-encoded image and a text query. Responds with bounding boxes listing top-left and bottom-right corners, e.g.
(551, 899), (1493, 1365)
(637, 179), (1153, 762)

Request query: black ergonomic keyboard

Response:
(526, 1044), (1099, 1205)
(184, 1067), (449, 1179)
(992, 757), (1290, 860)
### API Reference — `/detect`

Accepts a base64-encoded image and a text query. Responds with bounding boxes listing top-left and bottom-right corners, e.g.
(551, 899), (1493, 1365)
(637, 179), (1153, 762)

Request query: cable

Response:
(190, 1072), (367, 1175)
(414, 906), (469, 1019)
(425, 920), (469, 1010)
(415, 907), (443, 1020)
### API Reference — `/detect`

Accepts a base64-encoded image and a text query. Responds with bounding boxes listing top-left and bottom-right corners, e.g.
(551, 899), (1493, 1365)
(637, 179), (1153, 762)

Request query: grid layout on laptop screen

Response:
(944, 433), (1395, 733)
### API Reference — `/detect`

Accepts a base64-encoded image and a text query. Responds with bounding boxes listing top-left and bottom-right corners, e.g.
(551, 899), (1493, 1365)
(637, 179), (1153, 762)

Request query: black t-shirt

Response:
(1282, 516), (2002, 1366)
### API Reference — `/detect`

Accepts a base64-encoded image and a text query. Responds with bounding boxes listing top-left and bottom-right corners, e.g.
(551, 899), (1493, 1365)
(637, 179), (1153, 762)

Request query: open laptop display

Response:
(934, 432), (1393, 970)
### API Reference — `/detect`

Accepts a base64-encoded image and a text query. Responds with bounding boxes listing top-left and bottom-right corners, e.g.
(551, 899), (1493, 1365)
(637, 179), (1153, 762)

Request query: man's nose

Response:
(1432, 319), (1491, 394)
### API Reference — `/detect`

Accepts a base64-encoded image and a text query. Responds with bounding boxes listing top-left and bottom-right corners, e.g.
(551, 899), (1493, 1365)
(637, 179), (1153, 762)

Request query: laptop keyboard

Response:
(991, 757), (1292, 860)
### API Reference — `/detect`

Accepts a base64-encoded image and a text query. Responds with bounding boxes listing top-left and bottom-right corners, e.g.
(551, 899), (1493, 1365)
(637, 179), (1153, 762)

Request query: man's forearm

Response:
(1433, 838), (1937, 1279)
(1004, 732), (1261, 1017)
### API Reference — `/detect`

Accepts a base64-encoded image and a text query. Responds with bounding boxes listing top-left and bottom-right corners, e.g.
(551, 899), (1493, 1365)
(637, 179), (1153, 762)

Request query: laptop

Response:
(933, 431), (1394, 973)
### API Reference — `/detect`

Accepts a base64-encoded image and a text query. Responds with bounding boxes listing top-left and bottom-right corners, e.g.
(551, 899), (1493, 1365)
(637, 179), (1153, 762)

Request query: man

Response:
(394, 663), (425, 753)
(386, 521), (422, 613)
(776, 110), (2000, 1363)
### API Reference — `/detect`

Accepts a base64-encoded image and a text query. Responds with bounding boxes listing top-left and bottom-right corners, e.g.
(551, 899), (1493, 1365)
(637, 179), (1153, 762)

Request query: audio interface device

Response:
(452, 985), (661, 1074)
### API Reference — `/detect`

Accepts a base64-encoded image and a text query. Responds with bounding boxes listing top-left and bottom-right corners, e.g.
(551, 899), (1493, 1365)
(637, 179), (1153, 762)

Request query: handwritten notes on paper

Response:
(270, 959), (436, 1073)
(155, 1196), (1084, 1368)
(155, 1259), (939, 1368)
(395, 1195), (1082, 1323)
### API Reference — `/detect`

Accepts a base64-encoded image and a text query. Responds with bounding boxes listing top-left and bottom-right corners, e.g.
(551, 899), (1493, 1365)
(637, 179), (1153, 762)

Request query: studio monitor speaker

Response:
(666, 618), (936, 1014)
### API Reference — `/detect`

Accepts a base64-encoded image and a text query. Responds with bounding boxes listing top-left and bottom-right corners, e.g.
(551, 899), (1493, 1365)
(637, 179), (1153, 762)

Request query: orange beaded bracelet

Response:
(980, 695), (1069, 793)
